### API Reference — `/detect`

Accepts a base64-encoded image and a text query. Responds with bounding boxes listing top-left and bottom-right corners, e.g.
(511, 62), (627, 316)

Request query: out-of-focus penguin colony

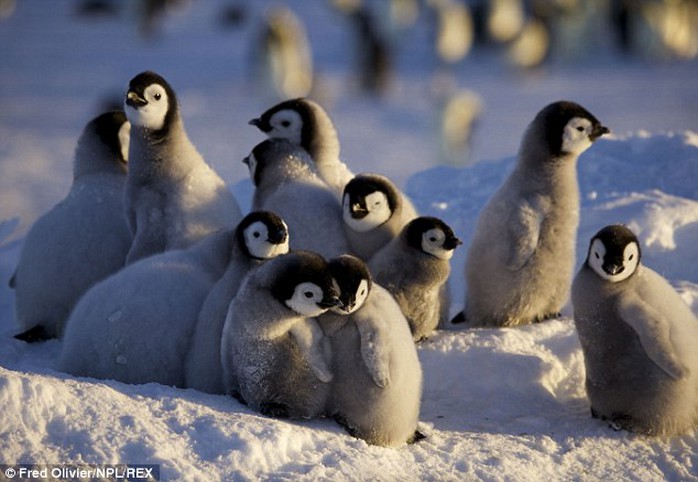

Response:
(50, 0), (698, 165)
(6, 0), (698, 446)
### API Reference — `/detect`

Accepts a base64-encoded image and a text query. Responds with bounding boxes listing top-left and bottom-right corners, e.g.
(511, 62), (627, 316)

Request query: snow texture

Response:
(1, 1), (697, 480)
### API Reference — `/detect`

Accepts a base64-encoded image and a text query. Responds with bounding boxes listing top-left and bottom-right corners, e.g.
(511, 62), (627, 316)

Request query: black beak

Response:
(350, 202), (369, 219)
(242, 156), (250, 166)
(444, 236), (463, 250)
(591, 124), (610, 141)
(318, 296), (342, 309)
(336, 294), (355, 313)
(249, 117), (271, 132)
(125, 91), (147, 109)
(268, 227), (288, 244)
(603, 263), (624, 276)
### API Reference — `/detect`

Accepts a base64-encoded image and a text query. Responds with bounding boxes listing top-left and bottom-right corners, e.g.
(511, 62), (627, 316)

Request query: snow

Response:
(1, 1), (697, 480)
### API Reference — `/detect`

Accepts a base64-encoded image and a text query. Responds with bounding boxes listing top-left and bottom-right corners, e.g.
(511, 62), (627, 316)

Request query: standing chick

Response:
(249, 97), (353, 198)
(455, 100), (609, 327)
(220, 251), (340, 419)
(320, 255), (423, 447)
(184, 211), (290, 394)
(370, 217), (461, 341)
(11, 111), (132, 341)
(245, 138), (349, 258)
(572, 224), (698, 436)
(342, 173), (419, 260)
(124, 70), (242, 263)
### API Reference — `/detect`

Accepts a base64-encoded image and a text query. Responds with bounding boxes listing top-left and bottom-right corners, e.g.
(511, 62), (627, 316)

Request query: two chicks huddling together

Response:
(10, 71), (698, 446)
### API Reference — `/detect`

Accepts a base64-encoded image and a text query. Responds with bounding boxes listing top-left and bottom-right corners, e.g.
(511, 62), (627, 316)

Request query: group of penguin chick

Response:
(10, 71), (450, 447)
(9, 70), (698, 446)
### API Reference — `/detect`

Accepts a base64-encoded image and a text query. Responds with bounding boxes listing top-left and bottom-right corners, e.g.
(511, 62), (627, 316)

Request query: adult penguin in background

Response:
(184, 211), (290, 394)
(249, 97), (352, 199)
(454, 100), (609, 328)
(244, 138), (349, 258)
(572, 224), (698, 436)
(252, 5), (313, 100)
(220, 251), (340, 419)
(11, 111), (132, 342)
(369, 216), (461, 341)
(123, 70), (243, 263)
(350, 5), (393, 95)
(342, 173), (419, 260)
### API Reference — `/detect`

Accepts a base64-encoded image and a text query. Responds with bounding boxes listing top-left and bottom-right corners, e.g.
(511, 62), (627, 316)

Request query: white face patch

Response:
(125, 84), (169, 130)
(350, 279), (370, 313)
(422, 228), (455, 260)
(342, 191), (392, 233)
(268, 109), (303, 144)
(285, 282), (328, 317)
(588, 239), (607, 278)
(244, 220), (290, 259)
(118, 121), (131, 162)
(561, 117), (594, 156)
(588, 238), (640, 282)
(332, 278), (370, 315)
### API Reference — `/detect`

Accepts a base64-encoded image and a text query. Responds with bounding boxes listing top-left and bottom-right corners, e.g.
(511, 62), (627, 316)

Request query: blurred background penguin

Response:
(252, 5), (314, 101)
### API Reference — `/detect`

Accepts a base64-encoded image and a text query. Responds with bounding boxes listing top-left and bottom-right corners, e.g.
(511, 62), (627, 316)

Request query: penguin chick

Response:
(123, 70), (243, 263)
(249, 97), (353, 198)
(369, 216), (461, 341)
(245, 138), (350, 258)
(349, 5), (393, 95)
(320, 255), (389, 388)
(342, 173), (419, 260)
(457, 100), (609, 327)
(59, 227), (236, 387)
(572, 224), (698, 436)
(319, 254), (423, 447)
(184, 211), (290, 394)
(11, 111), (132, 341)
(220, 251), (341, 419)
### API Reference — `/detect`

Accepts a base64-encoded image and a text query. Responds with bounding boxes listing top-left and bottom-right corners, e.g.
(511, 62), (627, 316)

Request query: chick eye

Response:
(304, 291), (314, 299)
(154, 93), (162, 101)
(429, 236), (437, 242)
(628, 254), (634, 260)
(281, 120), (291, 128)
(594, 252), (600, 259)
(253, 231), (260, 238)
(576, 126), (584, 132)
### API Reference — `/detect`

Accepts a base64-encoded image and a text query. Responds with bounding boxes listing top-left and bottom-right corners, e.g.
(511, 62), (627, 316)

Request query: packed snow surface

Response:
(1, 1), (697, 480)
